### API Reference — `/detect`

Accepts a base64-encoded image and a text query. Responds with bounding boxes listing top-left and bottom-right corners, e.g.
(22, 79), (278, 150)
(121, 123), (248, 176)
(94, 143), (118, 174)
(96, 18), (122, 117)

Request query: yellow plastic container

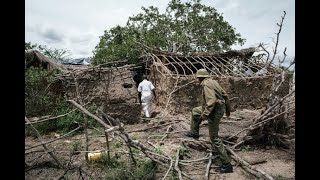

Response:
(87, 151), (107, 161)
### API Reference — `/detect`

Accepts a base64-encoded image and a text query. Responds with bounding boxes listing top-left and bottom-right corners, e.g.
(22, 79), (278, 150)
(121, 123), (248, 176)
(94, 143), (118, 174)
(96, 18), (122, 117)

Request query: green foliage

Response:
(71, 140), (82, 154)
(25, 67), (61, 117)
(93, 0), (245, 65)
(241, 145), (253, 152)
(25, 67), (99, 135)
(134, 159), (157, 180)
(95, 157), (157, 180)
(179, 145), (191, 158)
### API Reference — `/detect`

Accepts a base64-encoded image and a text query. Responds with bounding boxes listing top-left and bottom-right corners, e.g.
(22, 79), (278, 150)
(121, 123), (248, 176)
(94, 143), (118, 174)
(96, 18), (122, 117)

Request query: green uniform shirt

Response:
(200, 78), (229, 116)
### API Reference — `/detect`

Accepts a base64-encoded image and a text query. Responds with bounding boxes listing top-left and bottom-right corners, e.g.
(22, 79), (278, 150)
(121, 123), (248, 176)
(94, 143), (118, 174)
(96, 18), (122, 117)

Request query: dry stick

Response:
(200, 56), (225, 77)
(249, 107), (294, 130)
(151, 55), (172, 78)
(180, 155), (209, 163)
(26, 152), (46, 164)
(68, 101), (194, 180)
(166, 55), (186, 76)
(99, 110), (113, 161)
(171, 79), (196, 94)
(161, 55), (180, 76)
(128, 121), (178, 133)
(203, 56), (229, 77)
(192, 56), (219, 76)
(175, 56), (197, 79)
(252, 90), (294, 124)
(162, 155), (174, 180)
(198, 56), (221, 77)
(175, 149), (183, 180)
(229, 106), (293, 146)
(69, 100), (135, 166)
(269, 11), (286, 66)
(25, 117), (64, 168)
(167, 56), (187, 77)
(225, 145), (274, 180)
(147, 141), (157, 149)
(205, 152), (213, 180)
(25, 126), (81, 150)
(212, 56), (241, 77)
(25, 109), (75, 125)
(204, 56), (231, 77)
(56, 154), (77, 180)
(160, 125), (173, 141)
(120, 128), (137, 166)
(71, 73), (89, 161)
(104, 129), (111, 161)
(217, 57), (247, 77)
(243, 56), (266, 72)
(227, 90), (295, 141)
(220, 57), (250, 78)
(258, 43), (270, 62)
(161, 75), (180, 118)
(68, 100), (112, 128)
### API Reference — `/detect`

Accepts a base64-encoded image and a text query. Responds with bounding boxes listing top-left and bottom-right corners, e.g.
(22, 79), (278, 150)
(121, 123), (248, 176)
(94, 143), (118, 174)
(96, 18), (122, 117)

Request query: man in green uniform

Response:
(186, 68), (233, 173)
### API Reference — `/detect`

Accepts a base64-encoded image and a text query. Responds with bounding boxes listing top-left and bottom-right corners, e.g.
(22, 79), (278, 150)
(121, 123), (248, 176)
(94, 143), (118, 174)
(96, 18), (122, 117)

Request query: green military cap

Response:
(196, 68), (209, 78)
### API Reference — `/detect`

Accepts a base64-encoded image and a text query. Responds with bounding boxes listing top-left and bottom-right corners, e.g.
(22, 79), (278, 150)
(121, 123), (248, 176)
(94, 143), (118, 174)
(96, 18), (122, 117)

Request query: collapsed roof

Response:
(25, 50), (90, 72)
(141, 47), (278, 78)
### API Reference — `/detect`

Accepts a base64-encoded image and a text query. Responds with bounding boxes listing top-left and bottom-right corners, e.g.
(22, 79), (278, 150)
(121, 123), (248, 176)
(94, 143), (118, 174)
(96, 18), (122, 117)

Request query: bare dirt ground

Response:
(25, 108), (295, 180)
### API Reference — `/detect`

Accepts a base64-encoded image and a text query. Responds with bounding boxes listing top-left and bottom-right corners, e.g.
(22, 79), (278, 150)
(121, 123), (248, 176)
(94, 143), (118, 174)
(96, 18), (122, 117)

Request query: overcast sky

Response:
(25, 0), (294, 60)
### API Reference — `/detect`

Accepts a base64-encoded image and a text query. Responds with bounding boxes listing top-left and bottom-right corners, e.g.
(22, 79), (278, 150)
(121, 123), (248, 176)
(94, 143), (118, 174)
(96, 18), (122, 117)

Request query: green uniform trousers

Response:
(190, 104), (231, 164)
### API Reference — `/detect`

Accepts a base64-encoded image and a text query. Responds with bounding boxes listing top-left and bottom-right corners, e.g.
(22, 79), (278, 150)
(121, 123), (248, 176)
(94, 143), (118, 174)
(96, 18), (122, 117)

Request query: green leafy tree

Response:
(93, 0), (245, 64)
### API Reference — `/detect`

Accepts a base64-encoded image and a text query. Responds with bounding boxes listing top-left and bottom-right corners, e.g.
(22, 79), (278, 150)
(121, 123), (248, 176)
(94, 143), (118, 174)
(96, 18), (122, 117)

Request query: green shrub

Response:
(25, 67), (99, 135)
(92, 156), (157, 180)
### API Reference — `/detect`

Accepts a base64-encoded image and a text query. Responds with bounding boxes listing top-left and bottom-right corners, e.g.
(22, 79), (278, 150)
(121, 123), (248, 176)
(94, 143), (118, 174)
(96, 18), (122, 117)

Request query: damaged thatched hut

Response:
(140, 47), (291, 114)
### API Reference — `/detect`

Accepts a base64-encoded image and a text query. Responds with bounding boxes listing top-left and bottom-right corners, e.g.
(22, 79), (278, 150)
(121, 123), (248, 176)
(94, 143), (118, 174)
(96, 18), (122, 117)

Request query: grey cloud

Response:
(70, 34), (94, 44)
(77, 49), (90, 55)
(41, 28), (64, 43)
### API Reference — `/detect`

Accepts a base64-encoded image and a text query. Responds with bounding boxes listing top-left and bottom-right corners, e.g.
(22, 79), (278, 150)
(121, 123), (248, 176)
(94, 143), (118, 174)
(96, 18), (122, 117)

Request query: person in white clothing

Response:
(138, 76), (156, 118)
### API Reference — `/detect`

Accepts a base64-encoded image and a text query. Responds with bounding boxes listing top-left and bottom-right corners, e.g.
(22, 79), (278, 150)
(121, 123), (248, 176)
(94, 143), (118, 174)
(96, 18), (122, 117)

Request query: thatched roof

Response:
(25, 50), (90, 72)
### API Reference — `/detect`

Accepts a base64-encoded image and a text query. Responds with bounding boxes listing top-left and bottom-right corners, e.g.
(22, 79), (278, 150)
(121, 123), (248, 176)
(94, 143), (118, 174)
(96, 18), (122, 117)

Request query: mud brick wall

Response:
(150, 65), (291, 114)
(51, 66), (141, 124)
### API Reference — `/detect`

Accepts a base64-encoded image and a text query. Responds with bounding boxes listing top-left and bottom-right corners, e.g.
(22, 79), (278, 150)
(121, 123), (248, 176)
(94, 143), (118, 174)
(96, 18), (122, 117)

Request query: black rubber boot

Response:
(185, 132), (199, 140)
(220, 163), (233, 173)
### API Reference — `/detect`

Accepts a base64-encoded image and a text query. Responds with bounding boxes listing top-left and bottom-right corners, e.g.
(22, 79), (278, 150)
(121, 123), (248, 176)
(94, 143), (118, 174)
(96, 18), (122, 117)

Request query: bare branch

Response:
(25, 117), (64, 168)
(205, 152), (213, 180)
(225, 145), (274, 180)
(175, 149), (183, 180)
(270, 11), (286, 64)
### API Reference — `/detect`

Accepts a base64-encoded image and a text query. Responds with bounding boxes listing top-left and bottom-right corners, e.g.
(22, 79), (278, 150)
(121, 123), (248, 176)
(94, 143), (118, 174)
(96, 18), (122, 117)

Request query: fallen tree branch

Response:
(234, 106), (295, 146)
(25, 126), (81, 151)
(71, 73), (89, 158)
(227, 90), (295, 141)
(25, 108), (76, 125)
(127, 121), (179, 133)
(225, 145), (274, 180)
(68, 100), (195, 179)
(67, 100), (112, 129)
(25, 117), (64, 168)
(162, 155), (174, 180)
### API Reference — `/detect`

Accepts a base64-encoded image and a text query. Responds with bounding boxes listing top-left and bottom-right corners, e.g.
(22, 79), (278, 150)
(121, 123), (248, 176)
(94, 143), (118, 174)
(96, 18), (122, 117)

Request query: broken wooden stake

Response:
(25, 117), (64, 169)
